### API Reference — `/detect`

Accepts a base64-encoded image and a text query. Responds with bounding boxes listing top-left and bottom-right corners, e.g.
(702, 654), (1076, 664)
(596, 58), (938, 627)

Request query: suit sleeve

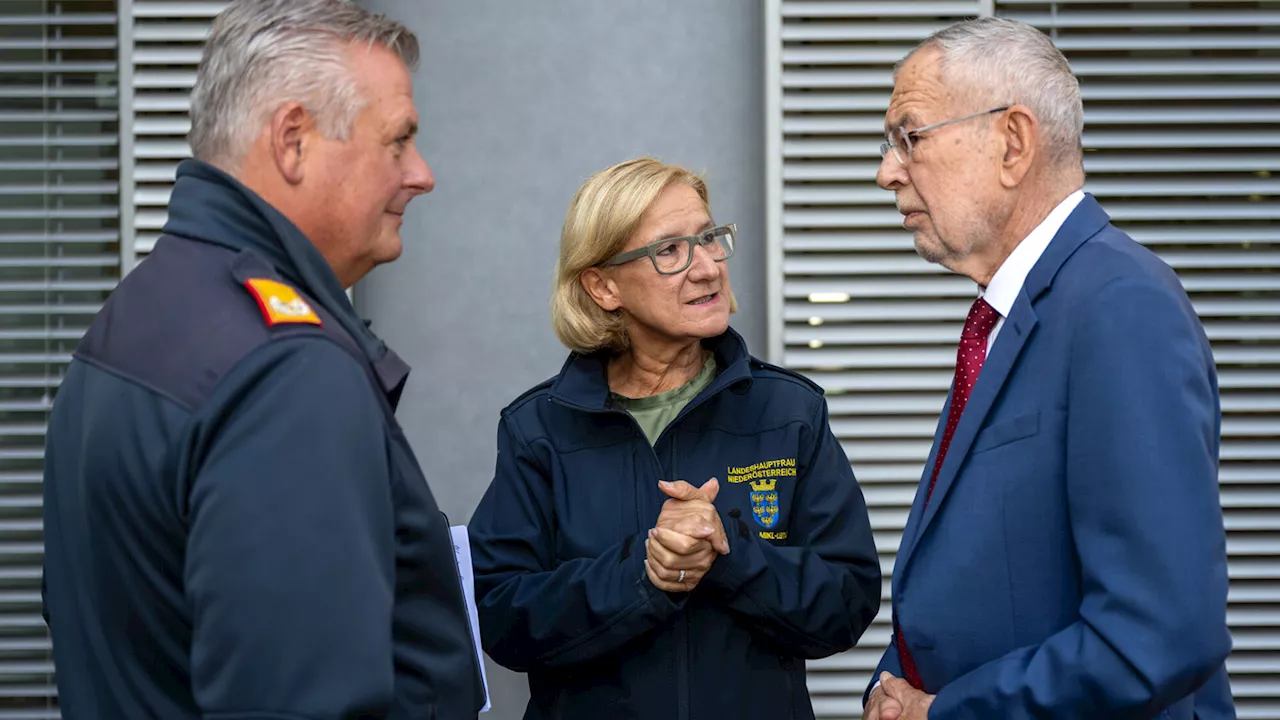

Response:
(928, 277), (1232, 719)
(865, 633), (905, 705)
(700, 396), (882, 659)
(467, 414), (684, 672)
(185, 337), (398, 719)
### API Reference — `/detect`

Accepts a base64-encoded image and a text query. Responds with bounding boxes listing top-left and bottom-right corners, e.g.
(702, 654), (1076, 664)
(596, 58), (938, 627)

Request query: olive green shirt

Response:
(610, 354), (718, 446)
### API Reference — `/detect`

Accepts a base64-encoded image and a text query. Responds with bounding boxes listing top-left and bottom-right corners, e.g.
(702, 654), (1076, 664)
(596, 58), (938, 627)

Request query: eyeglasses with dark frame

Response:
(879, 106), (1010, 165)
(601, 223), (736, 275)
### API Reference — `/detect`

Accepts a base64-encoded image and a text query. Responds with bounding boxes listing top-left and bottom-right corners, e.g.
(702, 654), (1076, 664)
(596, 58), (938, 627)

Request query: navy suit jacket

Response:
(868, 195), (1235, 719)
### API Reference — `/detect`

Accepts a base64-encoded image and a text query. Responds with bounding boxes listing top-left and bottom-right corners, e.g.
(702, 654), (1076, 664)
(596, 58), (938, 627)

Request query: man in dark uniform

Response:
(40, 1), (485, 718)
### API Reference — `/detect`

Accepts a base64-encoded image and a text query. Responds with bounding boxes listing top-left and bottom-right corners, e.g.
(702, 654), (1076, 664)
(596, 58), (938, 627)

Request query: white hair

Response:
(189, 0), (418, 170)
(903, 17), (1084, 170)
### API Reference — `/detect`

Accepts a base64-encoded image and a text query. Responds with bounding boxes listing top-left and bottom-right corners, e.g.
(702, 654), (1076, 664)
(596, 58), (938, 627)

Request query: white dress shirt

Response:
(980, 190), (1085, 354)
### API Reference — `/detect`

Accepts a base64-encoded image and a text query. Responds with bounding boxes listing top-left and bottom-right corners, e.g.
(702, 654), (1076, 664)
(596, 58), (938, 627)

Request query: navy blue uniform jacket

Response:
(468, 330), (881, 719)
(42, 160), (485, 719)
(869, 195), (1234, 719)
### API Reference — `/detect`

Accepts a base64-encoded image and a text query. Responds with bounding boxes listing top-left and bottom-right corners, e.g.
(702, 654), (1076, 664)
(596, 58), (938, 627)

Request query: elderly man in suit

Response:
(863, 17), (1235, 720)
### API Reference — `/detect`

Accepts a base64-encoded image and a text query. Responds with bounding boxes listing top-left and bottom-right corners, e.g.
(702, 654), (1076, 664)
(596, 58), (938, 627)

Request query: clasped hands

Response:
(643, 478), (730, 592)
(644, 484), (935, 718)
(865, 672), (935, 720)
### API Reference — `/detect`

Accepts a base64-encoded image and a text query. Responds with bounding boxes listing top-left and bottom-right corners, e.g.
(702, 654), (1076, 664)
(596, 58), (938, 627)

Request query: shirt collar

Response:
(981, 189), (1085, 317)
(551, 327), (753, 411)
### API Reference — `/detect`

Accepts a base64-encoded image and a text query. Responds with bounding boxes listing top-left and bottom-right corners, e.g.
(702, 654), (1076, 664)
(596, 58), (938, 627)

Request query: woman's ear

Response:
(580, 268), (622, 312)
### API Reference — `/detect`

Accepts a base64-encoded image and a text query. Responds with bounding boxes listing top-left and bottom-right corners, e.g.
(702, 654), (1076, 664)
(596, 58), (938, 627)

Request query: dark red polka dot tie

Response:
(925, 296), (1000, 506)
(896, 296), (1000, 691)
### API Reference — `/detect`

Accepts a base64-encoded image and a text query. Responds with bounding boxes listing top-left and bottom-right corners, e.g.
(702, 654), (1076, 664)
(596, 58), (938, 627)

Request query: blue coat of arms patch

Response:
(749, 478), (780, 529)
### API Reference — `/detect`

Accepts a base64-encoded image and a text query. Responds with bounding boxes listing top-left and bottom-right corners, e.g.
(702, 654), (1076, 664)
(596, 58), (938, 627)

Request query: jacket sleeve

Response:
(929, 277), (1232, 719)
(184, 337), (399, 719)
(467, 414), (685, 672)
(700, 396), (881, 659)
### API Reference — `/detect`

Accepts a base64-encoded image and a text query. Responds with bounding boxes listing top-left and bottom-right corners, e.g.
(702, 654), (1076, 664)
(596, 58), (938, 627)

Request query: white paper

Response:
(450, 525), (492, 713)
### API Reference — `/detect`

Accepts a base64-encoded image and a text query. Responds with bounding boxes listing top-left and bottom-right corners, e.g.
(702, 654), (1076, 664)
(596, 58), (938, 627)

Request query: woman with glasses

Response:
(468, 157), (880, 720)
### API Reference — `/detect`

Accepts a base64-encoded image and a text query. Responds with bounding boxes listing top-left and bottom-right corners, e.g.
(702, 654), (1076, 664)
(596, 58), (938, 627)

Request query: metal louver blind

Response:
(996, 4), (1280, 717)
(768, 1), (1280, 717)
(766, 1), (984, 716)
(126, 0), (226, 270)
(0, 1), (120, 717)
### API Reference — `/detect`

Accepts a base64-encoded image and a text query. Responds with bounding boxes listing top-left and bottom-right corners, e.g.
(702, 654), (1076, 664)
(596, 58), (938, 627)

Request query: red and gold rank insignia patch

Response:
(244, 278), (322, 327)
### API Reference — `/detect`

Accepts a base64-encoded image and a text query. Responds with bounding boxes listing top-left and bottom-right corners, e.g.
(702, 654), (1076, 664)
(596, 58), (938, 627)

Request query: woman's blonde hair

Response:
(551, 157), (737, 355)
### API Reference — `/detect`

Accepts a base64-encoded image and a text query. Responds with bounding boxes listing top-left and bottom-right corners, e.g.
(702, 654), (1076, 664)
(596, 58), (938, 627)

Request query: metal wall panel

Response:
(126, 0), (225, 267)
(768, 1), (1280, 716)
(0, 2), (121, 717)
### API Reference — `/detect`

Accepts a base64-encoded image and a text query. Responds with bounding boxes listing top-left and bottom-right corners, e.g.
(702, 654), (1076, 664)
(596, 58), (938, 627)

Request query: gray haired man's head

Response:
(902, 17), (1083, 170)
(189, 0), (419, 171)
(877, 17), (1087, 285)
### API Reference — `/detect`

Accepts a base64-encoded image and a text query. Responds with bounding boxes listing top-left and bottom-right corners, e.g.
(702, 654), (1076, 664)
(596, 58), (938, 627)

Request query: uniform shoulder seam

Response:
(503, 377), (556, 415)
(749, 358), (826, 396)
(71, 351), (201, 413)
(199, 332), (374, 415)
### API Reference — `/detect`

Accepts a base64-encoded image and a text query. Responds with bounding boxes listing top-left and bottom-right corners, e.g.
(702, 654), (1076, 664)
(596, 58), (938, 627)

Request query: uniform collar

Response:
(551, 327), (754, 411)
(162, 159), (393, 368)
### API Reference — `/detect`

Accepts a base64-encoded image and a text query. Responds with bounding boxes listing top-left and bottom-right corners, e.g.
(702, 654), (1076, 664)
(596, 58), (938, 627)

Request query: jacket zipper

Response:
(780, 655), (797, 720)
(629, 414), (686, 720)
(669, 434), (689, 720)
(551, 689), (565, 720)
(550, 390), (720, 720)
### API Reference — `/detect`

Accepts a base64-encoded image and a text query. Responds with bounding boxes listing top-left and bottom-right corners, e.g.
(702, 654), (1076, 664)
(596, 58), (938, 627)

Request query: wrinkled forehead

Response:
(884, 47), (948, 131)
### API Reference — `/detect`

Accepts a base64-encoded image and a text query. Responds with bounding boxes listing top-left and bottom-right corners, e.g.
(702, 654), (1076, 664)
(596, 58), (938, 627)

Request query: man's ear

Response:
(997, 104), (1038, 188)
(269, 102), (315, 185)
(580, 268), (622, 312)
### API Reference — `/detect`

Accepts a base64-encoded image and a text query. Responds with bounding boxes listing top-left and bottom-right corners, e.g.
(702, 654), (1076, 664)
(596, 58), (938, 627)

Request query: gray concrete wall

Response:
(355, 3), (765, 717)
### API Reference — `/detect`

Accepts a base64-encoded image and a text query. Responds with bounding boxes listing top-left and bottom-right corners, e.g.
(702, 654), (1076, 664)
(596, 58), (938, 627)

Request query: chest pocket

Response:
(971, 411), (1040, 455)
(548, 429), (643, 562)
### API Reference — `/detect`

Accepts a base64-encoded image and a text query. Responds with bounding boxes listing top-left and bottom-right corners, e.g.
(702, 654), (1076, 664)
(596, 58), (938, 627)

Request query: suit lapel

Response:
(896, 299), (1038, 572)
(895, 194), (1113, 575)
(895, 393), (949, 572)
(909, 294), (1038, 549)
